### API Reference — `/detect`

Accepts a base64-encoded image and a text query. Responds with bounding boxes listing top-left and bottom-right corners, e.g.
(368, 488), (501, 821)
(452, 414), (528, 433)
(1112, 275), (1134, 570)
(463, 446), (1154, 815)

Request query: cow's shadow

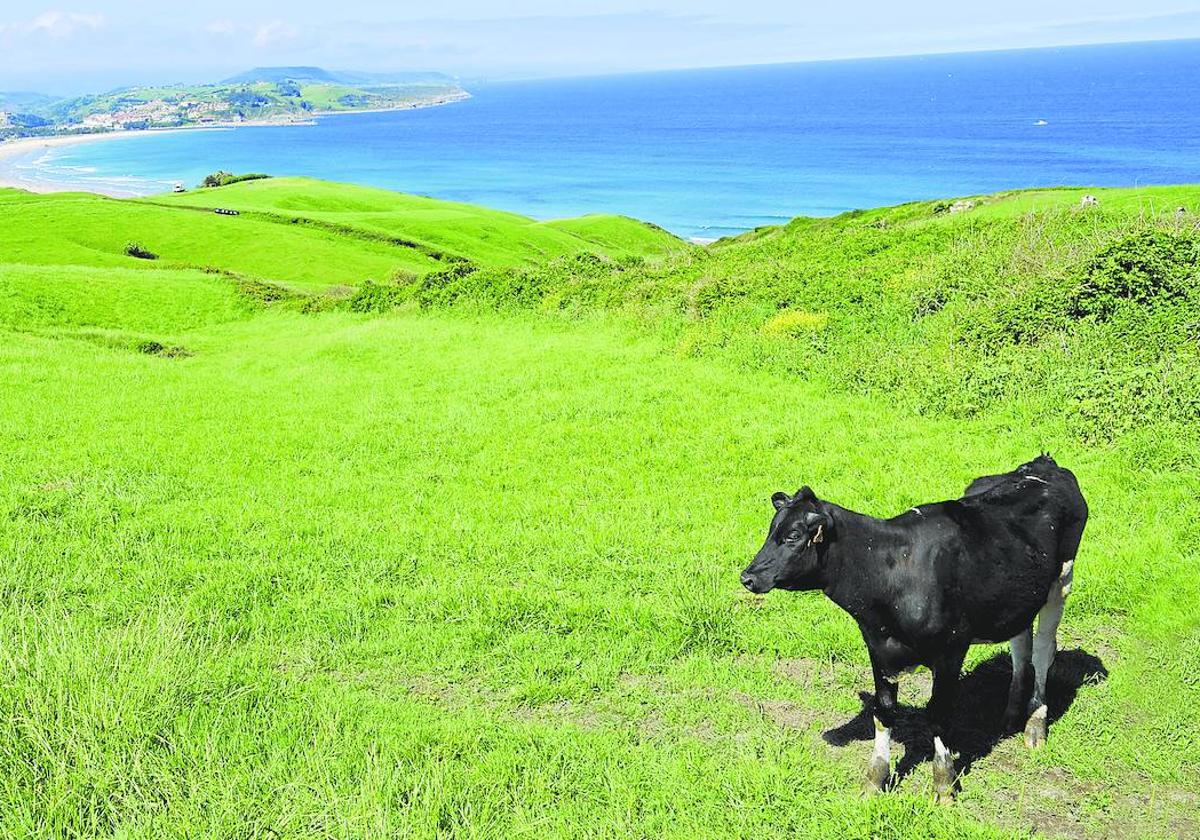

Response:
(822, 647), (1108, 784)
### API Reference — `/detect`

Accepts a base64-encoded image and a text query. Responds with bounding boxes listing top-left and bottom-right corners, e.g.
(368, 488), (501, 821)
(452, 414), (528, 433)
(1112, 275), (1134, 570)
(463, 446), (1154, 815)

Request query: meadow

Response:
(1, 180), (1197, 839)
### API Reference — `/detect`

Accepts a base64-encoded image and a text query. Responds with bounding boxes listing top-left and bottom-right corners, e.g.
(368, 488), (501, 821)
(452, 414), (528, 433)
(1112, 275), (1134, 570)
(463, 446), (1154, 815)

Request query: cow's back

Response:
(963, 455), (1087, 562)
(936, 456), (1087, 640)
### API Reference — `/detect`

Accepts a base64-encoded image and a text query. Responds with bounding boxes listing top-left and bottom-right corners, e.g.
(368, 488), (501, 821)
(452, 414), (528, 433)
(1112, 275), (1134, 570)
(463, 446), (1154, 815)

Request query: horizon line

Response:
(466, 34), (1200, 86)
(4, 34), (1197, 95)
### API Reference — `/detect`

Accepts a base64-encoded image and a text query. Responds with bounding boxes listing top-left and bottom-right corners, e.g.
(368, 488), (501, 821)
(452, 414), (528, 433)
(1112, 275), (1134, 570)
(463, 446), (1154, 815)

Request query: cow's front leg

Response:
(863, 647), (898, 794)
(928, 646), (967, 805)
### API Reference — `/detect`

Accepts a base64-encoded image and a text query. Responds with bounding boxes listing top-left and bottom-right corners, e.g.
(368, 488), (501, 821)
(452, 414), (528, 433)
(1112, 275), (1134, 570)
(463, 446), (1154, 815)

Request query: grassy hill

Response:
(0, 180), (1196, 838)
(0, 180), (687, 295)
(155, 177), (690, 267)
(390, 183), (1200, 457)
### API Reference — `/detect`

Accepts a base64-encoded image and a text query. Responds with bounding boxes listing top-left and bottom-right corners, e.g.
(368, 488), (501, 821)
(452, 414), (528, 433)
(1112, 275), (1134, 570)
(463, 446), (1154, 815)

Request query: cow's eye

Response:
(785, 531), (803, 544)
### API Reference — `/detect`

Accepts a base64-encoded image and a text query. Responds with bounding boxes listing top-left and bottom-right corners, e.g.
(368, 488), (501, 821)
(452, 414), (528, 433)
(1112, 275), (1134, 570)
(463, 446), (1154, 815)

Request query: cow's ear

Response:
(771, 491), (790, 510)
(803, 510), (834, 543)
(796, 485), (817, 503)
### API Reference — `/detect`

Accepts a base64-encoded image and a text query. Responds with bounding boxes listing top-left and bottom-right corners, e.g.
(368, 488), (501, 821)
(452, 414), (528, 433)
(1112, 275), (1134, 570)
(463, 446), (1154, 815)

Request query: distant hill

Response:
(1, 71), (468, 139)
(222, 67), (342, 85)
(222, 67), (457, 87)
(0, 91), (54, 111)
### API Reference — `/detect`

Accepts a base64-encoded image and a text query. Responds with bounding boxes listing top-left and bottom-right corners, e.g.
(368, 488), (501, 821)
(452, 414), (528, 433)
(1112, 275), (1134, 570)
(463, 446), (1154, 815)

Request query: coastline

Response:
(0, 91), (471, 196)
(0, 127), (231, 195)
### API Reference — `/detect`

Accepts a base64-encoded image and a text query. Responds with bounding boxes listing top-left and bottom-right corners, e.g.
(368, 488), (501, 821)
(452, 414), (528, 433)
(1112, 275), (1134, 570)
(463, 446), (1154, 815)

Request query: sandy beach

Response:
(0, 128), (232, 195)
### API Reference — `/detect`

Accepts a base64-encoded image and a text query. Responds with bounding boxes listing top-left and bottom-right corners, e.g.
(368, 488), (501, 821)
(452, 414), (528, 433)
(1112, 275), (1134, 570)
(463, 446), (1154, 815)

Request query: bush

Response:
(407, 262), (480, 308)
(200, 171), (271, 189)
(1071, 230), (1199, 320)
(135, 340), (191, 358)
(235, 278), (299, 306)
(124, 242), (157, 260)
(957, 279), (1072, 350)
(345, 280), (405, 313)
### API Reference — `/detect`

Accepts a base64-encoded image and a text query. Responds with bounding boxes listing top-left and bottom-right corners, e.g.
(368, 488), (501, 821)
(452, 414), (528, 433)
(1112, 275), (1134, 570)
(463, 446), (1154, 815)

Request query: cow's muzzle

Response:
(740, 572), (773, 595)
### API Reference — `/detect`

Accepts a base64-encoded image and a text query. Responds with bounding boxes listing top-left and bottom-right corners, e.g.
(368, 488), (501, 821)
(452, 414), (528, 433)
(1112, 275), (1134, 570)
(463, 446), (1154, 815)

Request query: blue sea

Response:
(7, 39), (1200, 240)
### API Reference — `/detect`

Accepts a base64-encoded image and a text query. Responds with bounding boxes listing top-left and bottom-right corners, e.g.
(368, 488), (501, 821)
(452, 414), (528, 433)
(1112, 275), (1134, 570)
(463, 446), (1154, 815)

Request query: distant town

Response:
(0, 67), (469, 139)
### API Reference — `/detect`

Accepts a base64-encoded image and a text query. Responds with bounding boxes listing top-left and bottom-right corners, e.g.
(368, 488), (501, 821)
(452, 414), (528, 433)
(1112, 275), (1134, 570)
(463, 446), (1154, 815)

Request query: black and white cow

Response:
(740, 455), (1087, 802)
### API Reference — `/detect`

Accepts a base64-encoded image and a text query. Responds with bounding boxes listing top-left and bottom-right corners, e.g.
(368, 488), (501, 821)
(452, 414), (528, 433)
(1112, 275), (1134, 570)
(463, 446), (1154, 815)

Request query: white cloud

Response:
(204, 19), (237, 36)
(251, 20), (299, 48)
(23, 10), (104, 39)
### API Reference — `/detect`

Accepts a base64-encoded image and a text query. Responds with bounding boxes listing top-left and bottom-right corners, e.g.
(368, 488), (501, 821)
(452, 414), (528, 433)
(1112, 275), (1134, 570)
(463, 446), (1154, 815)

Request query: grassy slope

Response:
(155, 177), (691, 266)
(0, 263), (247, 335)
(1, 180), (687, 294)
(410, 183), (1200, 460)
(0, 188), (437, 290)
(0, 182), (1197, 838)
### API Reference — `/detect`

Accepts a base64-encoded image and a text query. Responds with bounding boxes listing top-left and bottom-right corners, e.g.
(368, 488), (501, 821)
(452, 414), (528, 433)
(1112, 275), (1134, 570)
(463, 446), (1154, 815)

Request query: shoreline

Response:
(0, 92), (472, 196)
(0, 127), (232, 195)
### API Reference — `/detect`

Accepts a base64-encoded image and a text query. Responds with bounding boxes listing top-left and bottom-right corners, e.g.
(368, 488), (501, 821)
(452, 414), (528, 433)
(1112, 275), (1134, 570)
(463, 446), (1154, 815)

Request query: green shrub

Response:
(235, 278), (300, 306)
(200, 171), (272, 189)
(1071, 230), (1200, 320)
(123, 242), (157, 260)
(345, 280), (405, 313)
(957, 279), (1072, 350)
(134, 340), (191, 358)
(406, 262), (480, 308)
(685, 273), (751, 316)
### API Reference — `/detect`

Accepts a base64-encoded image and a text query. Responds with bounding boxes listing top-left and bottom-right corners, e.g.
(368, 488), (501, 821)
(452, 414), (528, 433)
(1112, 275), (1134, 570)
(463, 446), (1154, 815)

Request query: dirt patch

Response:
(732, 692), (821, 731)
(971, 749), (1199, 840)
(773, 656), (871, 692)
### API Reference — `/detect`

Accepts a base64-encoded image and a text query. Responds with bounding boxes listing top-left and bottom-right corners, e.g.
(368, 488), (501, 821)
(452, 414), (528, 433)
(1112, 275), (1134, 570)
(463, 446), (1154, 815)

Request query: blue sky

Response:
(3, 1), (1200, 92)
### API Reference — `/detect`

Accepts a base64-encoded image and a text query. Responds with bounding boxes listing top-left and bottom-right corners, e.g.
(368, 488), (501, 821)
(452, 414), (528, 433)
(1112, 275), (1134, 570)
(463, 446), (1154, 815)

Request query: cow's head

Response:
(741, 486), (834, 594)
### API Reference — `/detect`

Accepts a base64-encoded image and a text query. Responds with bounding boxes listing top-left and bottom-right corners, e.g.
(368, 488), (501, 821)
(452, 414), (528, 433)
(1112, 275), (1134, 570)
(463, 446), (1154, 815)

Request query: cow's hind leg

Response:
(928, 646), (967, 804)
(1004, 626), (1033, 732)
(1025, 561), (1072, 748)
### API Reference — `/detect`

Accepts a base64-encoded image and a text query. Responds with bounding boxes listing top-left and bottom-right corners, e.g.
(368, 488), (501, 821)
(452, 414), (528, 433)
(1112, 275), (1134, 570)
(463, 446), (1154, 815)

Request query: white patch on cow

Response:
(1010, 627), (1032, 674)
(1025, 475), (1049, 484)
(909, 506), (923, 516)
(933, 735), (950, 759)
(1031, 584), (1066, 707)
(873, 718), (891, 763)
(1059, 559), (1074, 596)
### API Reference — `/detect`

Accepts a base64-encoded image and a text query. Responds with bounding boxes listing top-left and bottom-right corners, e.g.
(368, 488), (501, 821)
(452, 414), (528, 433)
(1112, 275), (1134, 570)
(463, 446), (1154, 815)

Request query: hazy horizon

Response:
(4, 35), (1200, 98)
(4, 1), (1200, 94)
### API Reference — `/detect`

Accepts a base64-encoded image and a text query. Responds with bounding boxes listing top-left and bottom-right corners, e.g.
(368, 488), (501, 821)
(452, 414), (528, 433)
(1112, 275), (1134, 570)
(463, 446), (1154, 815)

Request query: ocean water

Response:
(8, 39), (1200, 240)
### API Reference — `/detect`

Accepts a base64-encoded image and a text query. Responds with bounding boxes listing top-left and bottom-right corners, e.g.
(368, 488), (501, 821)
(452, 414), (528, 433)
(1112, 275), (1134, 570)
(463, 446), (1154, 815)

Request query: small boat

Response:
(1034, 119), (1049, 126)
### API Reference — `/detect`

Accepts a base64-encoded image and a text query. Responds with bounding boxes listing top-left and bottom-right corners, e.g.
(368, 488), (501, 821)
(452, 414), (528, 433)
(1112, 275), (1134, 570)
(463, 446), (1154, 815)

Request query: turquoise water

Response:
(7, 40), (1200, 239)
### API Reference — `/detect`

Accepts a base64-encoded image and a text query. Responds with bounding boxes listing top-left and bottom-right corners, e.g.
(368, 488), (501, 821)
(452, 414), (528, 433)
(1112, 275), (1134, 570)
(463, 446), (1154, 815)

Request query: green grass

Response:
(0, 181), (687, 294)
(0, 180), (1197, 838)
(0, 188), (437, 289)
(0, 262), (247, 334)
(155, 177), (692, 266)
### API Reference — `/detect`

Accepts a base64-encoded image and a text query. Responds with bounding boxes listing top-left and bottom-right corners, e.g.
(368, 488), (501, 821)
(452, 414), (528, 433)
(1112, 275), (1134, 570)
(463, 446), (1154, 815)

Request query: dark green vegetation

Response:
(386, 185), (1200, 460)
(198, 171), (271, 189)
(1, 181), (1197, 838)
(0, 67), (468, 138)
